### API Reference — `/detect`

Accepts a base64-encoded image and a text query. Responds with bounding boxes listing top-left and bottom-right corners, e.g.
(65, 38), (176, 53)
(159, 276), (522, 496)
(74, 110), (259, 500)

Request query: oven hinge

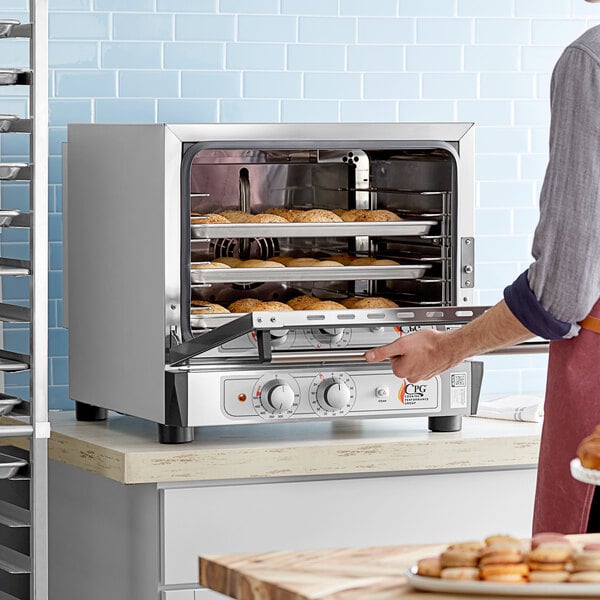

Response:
(166, 325), (181, 350)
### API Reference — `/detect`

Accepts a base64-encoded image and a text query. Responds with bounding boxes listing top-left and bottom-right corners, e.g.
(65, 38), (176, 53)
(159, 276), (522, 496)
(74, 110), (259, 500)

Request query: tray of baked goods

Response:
(571, 426), (600, 485)
(190, 294), (401, 328)
(407, 532), (600, 596)
(190, 256), (432, 284)
(190, 208), (437, 239)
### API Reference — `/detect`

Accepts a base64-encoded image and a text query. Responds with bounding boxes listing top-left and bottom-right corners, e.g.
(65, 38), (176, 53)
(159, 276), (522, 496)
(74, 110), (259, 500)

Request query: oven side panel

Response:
(66, 124), (171, 423)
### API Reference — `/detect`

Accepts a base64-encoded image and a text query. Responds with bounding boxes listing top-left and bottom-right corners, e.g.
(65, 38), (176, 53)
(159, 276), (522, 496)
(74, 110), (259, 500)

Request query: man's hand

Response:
(364, 328), (459, 382)
(364, 300), (534, 382)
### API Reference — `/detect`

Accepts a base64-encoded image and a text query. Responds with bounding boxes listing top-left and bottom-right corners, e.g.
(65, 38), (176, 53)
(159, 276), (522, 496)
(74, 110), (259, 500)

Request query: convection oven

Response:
(64, 123), (484, 443)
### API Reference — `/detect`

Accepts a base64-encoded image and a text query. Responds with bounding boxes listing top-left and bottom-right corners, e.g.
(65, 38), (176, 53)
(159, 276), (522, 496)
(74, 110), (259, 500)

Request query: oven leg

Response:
(428, 415), (462, 432)
(158, 424), (195, 444)
(75, 401), (108, 421)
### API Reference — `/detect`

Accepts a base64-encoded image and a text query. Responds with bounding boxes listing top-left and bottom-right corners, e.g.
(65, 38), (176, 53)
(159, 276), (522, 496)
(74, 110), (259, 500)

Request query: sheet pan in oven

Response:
(190, 221), (437, 239)
(190, 264), (432, 284)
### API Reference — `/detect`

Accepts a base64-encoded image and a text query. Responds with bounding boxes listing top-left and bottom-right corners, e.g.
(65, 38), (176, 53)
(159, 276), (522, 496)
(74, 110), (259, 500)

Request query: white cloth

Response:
(474, 394), (544, 423)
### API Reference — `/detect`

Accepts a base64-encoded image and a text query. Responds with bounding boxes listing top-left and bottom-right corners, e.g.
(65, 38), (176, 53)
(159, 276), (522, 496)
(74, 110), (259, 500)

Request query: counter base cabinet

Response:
(49, 460), (536, 600)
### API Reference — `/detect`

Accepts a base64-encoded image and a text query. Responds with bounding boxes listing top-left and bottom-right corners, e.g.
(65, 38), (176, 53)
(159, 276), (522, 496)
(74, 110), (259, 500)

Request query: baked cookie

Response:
(262, 207), (297, 221)
(340, 209), (369, 222)
(572, 548), (600, 572)
(287, 295), (319, 310)
(191, 262), (228, 269)
(287, 258), (321, 267)
(248, 214), (288, 223)
(440, 567), (480, 581)
(293, 209), (343, 223)
(352, 297), (399, 309)
(254, 301), (294, 312)
(340, 297), (362, 308)
(440, 548), (480, 569)
(303, 300), (347, 311)
(192, 213), (230, 224)
(531, 532), (569, 549)
(314, 260), (345, 267)
(529, 570), (570, 583)
(416, 556), (442, 578)
(228, 298), (264, 313)
(350, 257), (377, 266)
(219, 210), (251, 223)
(270, 256), (296, 266)
(238, 259), (284, 268)
(577, 431), (600, 469)
(372, 259), (399, 266)
(212, 256), (242, 268)
(354, 209), (402, 222)
(329, 254), (355, 266)
(479, 563), (529, 583)
(190, 301), (229, 314)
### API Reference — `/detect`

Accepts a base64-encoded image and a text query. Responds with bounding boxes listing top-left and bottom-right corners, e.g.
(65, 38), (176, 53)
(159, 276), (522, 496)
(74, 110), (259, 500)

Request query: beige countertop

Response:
(27, 412), (541, 485)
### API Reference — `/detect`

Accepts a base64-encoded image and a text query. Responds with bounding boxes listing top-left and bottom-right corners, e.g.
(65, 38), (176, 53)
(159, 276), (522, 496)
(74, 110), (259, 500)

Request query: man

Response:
(366, 0), (600, 535)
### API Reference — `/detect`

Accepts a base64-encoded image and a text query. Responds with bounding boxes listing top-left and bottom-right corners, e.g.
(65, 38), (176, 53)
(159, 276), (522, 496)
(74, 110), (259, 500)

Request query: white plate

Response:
(405, 567), (600, 597)
(571, 458), (600, 485)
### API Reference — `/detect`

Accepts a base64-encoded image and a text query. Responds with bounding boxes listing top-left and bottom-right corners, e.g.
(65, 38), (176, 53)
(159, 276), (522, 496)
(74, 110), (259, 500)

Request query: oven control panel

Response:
(220, 368), (448, 421)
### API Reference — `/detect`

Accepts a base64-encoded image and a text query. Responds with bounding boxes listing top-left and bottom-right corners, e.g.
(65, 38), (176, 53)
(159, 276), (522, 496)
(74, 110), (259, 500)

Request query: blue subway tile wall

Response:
(2, 0), (595, 406)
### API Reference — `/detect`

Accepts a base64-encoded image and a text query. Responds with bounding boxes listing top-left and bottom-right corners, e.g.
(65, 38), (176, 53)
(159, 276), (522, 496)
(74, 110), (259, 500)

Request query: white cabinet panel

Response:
(161, 469), (536, 585)
(163, 591), (195, 600)
(161, 588), (229, 598)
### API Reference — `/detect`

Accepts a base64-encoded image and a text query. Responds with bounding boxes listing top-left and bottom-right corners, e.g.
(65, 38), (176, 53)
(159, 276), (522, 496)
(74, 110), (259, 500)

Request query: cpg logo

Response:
(393, 325), (422, 337)
(397, 381), (428, 404)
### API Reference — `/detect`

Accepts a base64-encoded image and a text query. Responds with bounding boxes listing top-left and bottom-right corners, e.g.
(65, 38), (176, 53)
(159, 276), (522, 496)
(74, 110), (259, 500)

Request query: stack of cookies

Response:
(478, 535), (528, 584)
(528, 533), (573, 583)
(437, 541), (482, 581)
(570, 543), (600, 583)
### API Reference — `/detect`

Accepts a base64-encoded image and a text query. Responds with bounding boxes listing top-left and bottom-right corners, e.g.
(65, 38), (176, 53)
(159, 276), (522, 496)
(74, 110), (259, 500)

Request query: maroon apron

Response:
(532, 298), (600, 534)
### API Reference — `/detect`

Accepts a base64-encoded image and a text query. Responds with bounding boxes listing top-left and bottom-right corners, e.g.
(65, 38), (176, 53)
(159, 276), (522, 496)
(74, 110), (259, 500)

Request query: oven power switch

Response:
(376, 386), (389, 399)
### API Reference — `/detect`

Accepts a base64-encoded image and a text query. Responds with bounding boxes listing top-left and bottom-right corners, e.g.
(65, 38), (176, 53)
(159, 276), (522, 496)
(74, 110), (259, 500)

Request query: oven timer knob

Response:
(318, 327), (345, 344)
(317, 378), (352, 411)
(259, 380), (296, 414)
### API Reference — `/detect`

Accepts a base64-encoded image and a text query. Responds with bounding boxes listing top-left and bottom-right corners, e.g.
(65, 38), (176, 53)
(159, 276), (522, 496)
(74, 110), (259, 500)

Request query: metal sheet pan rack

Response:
(0, 3), (48, 600)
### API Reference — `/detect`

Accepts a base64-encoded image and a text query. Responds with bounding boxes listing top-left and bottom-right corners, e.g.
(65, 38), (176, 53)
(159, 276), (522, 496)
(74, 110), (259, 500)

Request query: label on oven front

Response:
(450, 372), (468, 409)
(395, 379), (439, 410)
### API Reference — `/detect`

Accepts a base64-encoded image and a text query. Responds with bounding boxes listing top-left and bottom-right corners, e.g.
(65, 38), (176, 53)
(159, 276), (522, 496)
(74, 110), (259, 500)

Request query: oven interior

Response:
(184, 145), (457, 334)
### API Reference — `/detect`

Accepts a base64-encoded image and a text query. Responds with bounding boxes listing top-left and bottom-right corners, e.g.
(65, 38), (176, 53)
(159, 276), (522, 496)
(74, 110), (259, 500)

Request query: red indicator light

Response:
(238, 393), (247, 402)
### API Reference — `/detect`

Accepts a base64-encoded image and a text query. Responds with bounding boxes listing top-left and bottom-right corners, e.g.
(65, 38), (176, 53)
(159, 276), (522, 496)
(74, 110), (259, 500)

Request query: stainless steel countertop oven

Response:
(64, 123), (484, 443)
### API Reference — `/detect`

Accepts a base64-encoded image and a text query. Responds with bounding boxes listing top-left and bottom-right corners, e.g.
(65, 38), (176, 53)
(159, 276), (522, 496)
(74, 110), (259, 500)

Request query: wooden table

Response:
(199, 534), (600, 599)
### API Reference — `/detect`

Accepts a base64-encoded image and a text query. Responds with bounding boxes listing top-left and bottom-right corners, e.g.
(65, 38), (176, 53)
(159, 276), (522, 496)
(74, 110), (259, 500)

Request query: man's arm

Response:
(364, 300), (534, 382)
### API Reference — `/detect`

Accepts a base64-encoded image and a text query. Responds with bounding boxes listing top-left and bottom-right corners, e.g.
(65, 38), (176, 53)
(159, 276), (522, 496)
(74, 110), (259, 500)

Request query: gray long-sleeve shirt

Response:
(504, 25), (600, 339)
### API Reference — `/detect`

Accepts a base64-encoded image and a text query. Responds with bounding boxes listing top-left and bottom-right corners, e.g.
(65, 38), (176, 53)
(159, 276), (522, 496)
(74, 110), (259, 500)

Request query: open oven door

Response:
(167, 305), (548, 367)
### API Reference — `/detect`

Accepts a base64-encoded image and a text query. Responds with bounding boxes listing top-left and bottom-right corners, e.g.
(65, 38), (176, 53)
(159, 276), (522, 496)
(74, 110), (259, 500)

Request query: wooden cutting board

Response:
(199, 534), (600, 600)
(200, 543), (445, 599)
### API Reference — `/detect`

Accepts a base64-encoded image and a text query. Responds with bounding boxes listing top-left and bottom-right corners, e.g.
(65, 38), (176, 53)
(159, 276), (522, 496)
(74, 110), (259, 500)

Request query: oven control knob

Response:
(270, 328), (289, 347)
(260, 380), (296, 414)
(317, 378), (352, 411)
(318, 327), (345, 344)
